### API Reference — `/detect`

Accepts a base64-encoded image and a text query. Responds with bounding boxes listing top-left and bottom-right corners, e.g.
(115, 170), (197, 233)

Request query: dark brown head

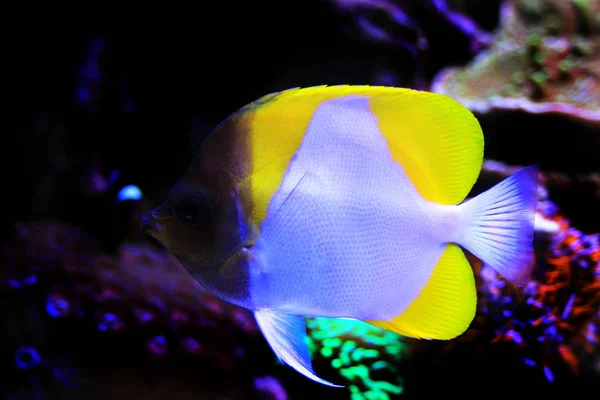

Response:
(141, 112), (257, 275)
(142, 172), (256, 273)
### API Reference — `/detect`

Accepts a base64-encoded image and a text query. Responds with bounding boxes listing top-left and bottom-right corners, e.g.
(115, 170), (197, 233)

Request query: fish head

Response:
(142, 111), (269, 308)
(142, 166), (257, 275)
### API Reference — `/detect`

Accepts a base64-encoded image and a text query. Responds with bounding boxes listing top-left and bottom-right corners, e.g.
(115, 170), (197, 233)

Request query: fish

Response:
(142, 85), (538, 387)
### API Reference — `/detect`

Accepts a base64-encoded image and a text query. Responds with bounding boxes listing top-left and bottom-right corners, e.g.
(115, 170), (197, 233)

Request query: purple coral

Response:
(254, 376), (289, 400)
(0, 222), (275, 397)
(442, 161), (600, 382)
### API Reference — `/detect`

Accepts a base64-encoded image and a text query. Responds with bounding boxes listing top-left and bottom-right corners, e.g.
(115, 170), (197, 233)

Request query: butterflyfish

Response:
(142, 86), (538, 387)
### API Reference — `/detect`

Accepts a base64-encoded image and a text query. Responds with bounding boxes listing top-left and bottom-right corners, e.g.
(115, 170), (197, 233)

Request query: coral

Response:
(432, 0), (600, 122)
(331, 0), (428, 56)
(429, 0), (495, 51)
(441, 161), (600, 382)
(306, 317), (407, 399)
(1, 220), (409, 398)
(0, 222), (270, 398)
(330, 0), (495, 53)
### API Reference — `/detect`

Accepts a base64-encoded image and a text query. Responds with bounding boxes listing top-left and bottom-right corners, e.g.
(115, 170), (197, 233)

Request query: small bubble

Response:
(15, 346), (41, 370)
(146, 335), (167, 356)
(96, 312), (124, 332)
(46, 293), (71, 318)
(524, 358), (536, 367)
(134, 308), (155, 324)
(182, 337), (203, 355)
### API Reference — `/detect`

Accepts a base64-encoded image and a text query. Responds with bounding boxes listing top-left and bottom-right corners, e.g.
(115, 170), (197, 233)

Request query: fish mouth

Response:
(177, 242), (250, 273)
(141, 209), (253, 270)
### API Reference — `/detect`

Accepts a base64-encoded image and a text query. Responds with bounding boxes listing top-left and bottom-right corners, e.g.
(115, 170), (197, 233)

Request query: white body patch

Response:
(249, 96), (451, 320)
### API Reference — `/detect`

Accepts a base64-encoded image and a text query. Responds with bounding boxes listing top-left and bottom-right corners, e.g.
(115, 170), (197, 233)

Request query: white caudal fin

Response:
(457, 165), (539, 285)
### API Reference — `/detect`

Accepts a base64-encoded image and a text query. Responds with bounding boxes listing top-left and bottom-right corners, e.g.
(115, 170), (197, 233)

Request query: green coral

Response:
(306, 317), (408, 399)
(531, 70), (548, 85)
(558, 58), (574, 72)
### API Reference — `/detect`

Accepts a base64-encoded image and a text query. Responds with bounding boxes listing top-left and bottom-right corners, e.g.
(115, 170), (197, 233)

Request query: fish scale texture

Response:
(250, 96), (449, 320)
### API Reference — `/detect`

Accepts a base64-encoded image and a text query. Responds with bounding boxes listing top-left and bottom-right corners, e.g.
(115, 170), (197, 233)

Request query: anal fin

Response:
(366, 244), (477, 340)
(254, 309), (343, 387)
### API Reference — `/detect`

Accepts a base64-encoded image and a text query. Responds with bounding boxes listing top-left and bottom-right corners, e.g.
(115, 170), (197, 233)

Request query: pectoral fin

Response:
(254, 309), (343, 387)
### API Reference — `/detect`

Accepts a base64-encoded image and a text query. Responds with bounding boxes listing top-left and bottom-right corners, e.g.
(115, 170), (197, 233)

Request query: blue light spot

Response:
(523, 358), (536, 367)
(7, 280), (19, 289)
(543, 366), (555, 382)
(107, 170), (120, 185)
(526, 298), (536, 305)
(512, 331), (523, 345)
(98, 312), (121, 332)
(117, 185), (142, 202)
(15, 346), (41, 370)
(6, 275), (39, 288)
(46, 296), (70, 318)
(561, 294), (576, 320)
(545, 325), (558, 339)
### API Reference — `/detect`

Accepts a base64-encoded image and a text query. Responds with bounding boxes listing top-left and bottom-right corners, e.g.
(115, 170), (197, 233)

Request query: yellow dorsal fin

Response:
(238, 85), (388, 224)
(367, 244), (477, 340)
(368, 89), (483, 204)
(232, 85), (483, 224)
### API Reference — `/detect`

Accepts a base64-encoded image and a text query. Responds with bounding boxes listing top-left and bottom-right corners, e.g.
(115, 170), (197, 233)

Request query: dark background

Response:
(5, 0), (496, 242)
(3, 1), (599, 399)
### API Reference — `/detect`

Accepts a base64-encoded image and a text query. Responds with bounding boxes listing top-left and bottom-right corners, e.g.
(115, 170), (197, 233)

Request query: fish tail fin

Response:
(456, 165), (539, 285)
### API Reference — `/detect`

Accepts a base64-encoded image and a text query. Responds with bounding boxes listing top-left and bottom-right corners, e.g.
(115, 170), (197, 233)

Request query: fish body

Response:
(143, 86), (538, 386)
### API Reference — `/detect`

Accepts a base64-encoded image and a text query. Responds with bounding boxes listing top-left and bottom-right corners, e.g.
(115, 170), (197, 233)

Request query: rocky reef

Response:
(432, 0), (600, 122)
(432, 0), (600, 174)
(1, 218), (411, 400)
(445, 161), (600, 381)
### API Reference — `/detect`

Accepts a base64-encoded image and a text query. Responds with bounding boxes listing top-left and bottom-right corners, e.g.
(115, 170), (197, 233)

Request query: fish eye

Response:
(173, 193), (212, 228)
